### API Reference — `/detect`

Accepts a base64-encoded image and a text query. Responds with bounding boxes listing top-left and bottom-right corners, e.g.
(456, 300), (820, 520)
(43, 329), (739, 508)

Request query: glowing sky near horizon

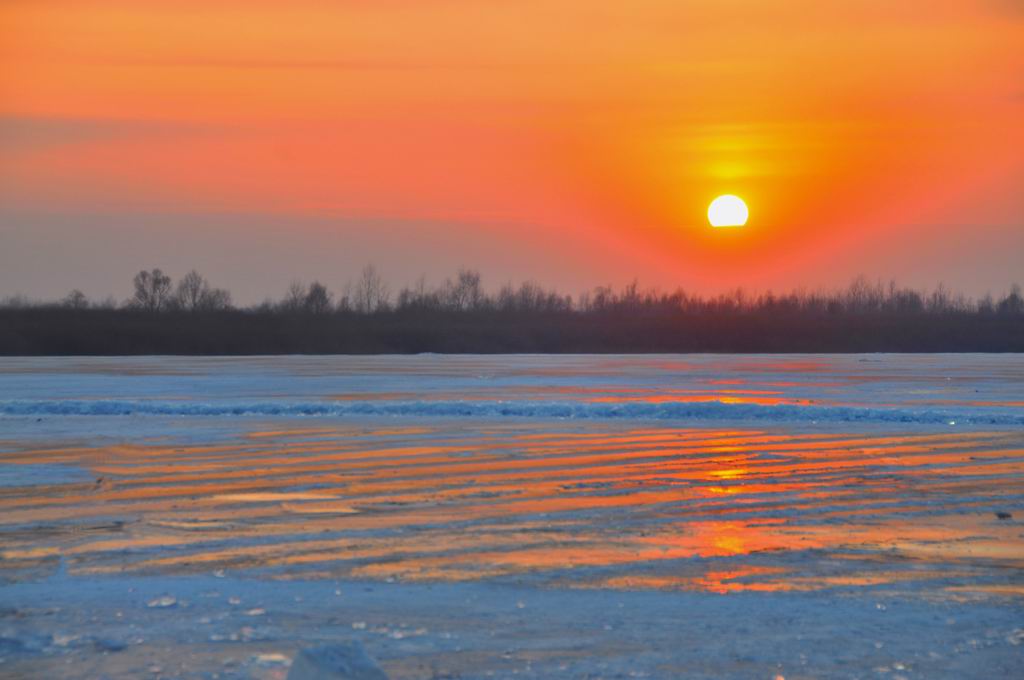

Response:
(1, 1), (1022, 302)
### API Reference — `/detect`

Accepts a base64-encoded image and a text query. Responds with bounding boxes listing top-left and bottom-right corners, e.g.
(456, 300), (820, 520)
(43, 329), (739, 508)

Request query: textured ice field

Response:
(1, 354), (1024, 427)
(1, 355), (1022, 678)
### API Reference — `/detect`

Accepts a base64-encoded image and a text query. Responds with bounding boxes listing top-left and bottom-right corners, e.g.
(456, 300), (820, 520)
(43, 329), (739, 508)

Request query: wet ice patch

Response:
(0, 463), (94, 487)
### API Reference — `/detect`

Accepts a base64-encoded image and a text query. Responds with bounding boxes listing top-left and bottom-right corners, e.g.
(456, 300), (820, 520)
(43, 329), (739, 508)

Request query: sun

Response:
(708, 195), (748, 228)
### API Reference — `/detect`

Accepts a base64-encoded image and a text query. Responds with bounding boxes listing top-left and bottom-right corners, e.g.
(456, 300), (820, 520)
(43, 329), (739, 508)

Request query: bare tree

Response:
(62, 289), (89, 310)
(590, 285), (613, 312)
(397, 275), (433, 310)
(846, 275), (886, 312)
(131, 269), (173, 311)
(175, 270), (205, 311)
(281, 281), (308, 313)
(443, 269), (484, 311)
(928, 282), (951, 313)
(304, 281), (333, 314)
(175, 270), (206, 311)
(175, 270), (232, 311)
(197, 286), (232, 311)
(998, 284), (1023, 315)
(336, 282), (353, 312)
(353, 265), (390, 313)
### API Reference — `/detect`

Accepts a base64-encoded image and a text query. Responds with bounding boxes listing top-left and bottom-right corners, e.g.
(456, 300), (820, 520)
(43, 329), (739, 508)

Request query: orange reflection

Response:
(589, 394), (816, 406)
(2, 425), (1022, 598)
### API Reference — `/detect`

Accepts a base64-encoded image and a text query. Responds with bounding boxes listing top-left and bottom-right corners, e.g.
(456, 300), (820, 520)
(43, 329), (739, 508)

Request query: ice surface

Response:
(1, 354), (1022, 678)
(1, 354), (1022, 431)
(2, 396), (1022, 425)
(0, 463), (93, 487)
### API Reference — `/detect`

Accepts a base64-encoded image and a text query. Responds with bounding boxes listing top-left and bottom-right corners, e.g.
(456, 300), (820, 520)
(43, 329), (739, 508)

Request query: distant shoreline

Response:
(2, 307), (1022, 355)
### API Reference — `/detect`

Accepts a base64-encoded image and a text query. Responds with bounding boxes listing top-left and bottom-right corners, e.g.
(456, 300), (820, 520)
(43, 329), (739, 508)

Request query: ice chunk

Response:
(287, 642), (388, 680)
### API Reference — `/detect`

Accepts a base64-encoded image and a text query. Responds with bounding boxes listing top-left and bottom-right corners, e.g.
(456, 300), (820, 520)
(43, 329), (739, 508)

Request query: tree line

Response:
(0, 267), (1022, 354)
(4, 266), (1023, 316)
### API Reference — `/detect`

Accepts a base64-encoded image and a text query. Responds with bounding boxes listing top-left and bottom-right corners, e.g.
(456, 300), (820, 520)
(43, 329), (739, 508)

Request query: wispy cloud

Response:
(100, 57), (434, 71)
(0, 116), (214, 153)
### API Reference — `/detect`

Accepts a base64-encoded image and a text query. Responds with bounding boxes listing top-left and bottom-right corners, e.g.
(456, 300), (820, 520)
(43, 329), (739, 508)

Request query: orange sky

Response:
(1, 0), (1022, 301)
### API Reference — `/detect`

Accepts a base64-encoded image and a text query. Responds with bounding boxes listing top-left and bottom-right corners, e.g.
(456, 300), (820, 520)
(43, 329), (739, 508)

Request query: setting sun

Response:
(1, 3), (1024, 677)
(708, 195), (749, 228)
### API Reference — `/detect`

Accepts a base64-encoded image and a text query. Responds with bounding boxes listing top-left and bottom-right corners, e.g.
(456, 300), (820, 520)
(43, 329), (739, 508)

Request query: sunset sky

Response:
(2, 0), (1022, 303)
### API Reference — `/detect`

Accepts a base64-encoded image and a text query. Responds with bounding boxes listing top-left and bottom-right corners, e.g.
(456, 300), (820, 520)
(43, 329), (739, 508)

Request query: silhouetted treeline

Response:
(1, 268), (1022, 354)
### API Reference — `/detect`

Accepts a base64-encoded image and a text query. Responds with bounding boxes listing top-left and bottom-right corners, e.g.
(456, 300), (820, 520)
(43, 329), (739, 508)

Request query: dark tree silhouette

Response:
(443, 269), (484, 311)
(280, 281), (308, 313)
(62, 290), (89, 310)
(1, 269), (1021, 355)
(998, 284), (1023, 315)
(131, 269), (173, 312)
(353, 265), (389, 313)
(175, 270), (232, 311)
(304, 281), (333, 315)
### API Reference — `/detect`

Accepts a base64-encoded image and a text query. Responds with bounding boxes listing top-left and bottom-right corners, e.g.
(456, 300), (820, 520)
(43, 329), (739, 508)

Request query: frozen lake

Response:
(1, 355), (1022, 678)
